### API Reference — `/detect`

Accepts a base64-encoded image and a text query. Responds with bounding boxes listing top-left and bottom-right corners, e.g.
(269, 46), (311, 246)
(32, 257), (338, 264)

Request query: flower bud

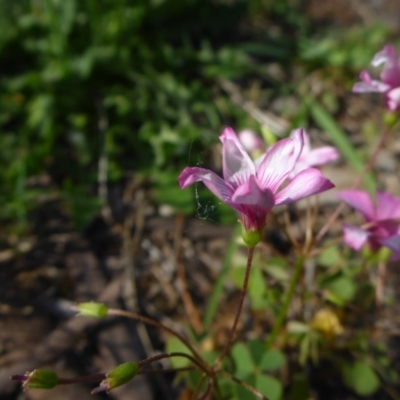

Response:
(241, 227), (262, 248)
(12, 369), (59, 390)
(91, 362), (139, 394)
(75, 302), (108, 318)
(384, 111), (399, 128)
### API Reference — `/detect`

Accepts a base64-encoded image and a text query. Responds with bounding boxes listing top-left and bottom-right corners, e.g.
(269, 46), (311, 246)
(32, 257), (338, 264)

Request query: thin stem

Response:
(218, 370), (268, 399)
(192, 374), (209, 400)
(58, 374), (106, 385)
(197, 379), (213, 400)
(316, 126), (391, 243)
(138, 366), (195, 375)
(107, 309), (206, 369)
(266, 255), (305, 349)
(138, 352), (208, 374)
(214, 246), (255, 369)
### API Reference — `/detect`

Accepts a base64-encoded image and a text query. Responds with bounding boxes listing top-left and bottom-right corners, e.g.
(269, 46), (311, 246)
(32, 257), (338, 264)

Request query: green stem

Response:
(266, 255), (305, 349)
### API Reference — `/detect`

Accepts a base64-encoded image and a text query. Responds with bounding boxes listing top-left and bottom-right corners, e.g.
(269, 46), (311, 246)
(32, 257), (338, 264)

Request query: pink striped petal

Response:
(353, 71), (389, 93)
(375, 191), (400, 221)
(305, 146), (340, 167)
(386, 87), (400, 110)
(232, 175), (275, 209)
(220, 127), (255, 186)
(274, 168), (334, 205)
(372, 44), (397, 67)
(257, 129), (304, 192)
(342, 224), (370, 250)
(339, 190), (375, 221)
(178, 167), (234, 204)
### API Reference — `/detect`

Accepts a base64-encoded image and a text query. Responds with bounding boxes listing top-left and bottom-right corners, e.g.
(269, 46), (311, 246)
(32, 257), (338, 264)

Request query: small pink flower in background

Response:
(238, 129), (265, 154)
(353, 44), (400, 111)
(179, 127), (334, 234)
(289, 130), (339, 178)
(339, 190), (400, 257)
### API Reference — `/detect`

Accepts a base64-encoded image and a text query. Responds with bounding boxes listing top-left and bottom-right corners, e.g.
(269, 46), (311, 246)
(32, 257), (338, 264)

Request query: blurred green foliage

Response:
(0, 0), (278, 231)
(0, 0), (388, 233)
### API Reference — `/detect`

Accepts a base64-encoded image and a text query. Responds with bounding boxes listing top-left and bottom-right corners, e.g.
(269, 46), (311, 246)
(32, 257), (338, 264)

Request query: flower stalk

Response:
(266, 254), (305, 349)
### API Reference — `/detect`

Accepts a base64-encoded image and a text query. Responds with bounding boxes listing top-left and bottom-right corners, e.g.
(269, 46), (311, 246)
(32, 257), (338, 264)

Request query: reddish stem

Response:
(214, 246), (255, 369)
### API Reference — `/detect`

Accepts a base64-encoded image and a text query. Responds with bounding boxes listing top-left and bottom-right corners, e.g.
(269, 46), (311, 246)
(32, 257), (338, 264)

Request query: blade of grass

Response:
(308, 99), (376, 192)
(203, 224), (241, 329)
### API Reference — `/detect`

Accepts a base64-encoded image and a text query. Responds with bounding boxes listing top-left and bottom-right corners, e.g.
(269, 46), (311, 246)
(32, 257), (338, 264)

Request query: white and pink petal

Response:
(339, 190), (375, 221)
(257, 129), (304, 192)
(274, 168), (334, 205)
(178, 167), (234, 204)
(342, 224), (370, 251)
(220, 127), (255, 186)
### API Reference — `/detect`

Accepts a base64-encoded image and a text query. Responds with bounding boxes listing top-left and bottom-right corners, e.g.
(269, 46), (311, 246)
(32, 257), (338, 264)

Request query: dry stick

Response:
(315, 126), (391, 243)
(174, 213), (203, 334)
(107, 309), (208, 372)
(214, 246), (255, 369)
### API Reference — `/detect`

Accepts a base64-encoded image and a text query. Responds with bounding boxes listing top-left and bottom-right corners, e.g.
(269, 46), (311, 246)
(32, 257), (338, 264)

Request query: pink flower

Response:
(339, 190), (400, 257)
(353, 44), (400, 111)
(179, 127), (334, 234)
(289, 130), (339, 178)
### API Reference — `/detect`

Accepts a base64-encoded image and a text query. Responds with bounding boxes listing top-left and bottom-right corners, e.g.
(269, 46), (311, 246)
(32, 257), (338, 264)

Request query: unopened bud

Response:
(75, 302), (108, 318)
(384, 111), (399, 128)
(91, 362), (139, 394)
(11, 369), (59, 390)
(241, 227), (262, 248)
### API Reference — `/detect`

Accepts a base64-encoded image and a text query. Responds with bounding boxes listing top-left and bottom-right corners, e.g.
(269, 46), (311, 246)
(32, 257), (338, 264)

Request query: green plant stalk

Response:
(266, 255), (305, 349)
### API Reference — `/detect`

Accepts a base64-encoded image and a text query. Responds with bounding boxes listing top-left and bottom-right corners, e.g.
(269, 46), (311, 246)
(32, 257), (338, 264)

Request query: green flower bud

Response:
(15, 369), (59, 390)
(92, 362), (139, 394)
(241, 227), (262, 248)
(76, 302), (108, 318)
(384, 111), (399, 128)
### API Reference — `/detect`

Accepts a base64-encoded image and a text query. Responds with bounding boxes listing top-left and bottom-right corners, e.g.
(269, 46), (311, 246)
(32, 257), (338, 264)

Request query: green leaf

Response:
(165, 337), (191, 369)
(317, 246), (342, 268)
(323, 275), (356, 303)
(259, 349), (286, 372)
(247, 339), (264, 365)
(255, 374), (283, 400)
(342, 361), (380, 396)
(263, 261), (290, 282)
(287, 373), (310, 400)
(248, 267), (268, 310)
(231, 342), (255, 379)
